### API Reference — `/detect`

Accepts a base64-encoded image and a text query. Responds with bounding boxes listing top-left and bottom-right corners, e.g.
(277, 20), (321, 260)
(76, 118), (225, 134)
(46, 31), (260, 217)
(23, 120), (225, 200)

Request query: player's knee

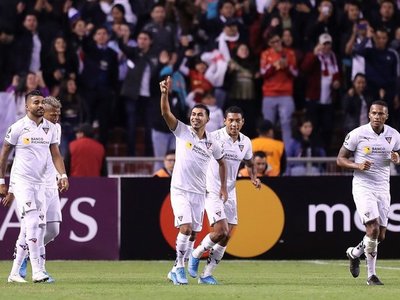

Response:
(179, 225), (192, 236)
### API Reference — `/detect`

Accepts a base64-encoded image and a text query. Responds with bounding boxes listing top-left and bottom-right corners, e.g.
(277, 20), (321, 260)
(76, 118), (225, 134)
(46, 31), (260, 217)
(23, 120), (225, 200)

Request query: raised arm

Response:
(159, 76), (178, 130)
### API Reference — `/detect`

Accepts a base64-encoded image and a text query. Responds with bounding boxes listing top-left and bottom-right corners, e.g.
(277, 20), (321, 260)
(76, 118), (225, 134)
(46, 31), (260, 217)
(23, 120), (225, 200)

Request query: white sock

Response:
(175, 232), (190, 268)
(184, 240), (194, 265)
(363, 236), (378, 278)
(10, 220), (28, 276)
(44, 222), (60, 245)
(24, 210), (42, 274)
(192, 234), (215, 259)
(202, 244), (226, 277)
(352, 239), (365, 258)
(38, 225), (46, 272)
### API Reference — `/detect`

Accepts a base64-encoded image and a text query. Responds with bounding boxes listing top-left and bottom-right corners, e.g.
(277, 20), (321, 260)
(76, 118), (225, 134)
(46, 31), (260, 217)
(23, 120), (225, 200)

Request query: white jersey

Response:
(206, 127), (253, 195)
(45, 123), (61, 188)
(171, 120), (224, 194)
(343, 123), (400, 191)
(5, 115), (58, 185)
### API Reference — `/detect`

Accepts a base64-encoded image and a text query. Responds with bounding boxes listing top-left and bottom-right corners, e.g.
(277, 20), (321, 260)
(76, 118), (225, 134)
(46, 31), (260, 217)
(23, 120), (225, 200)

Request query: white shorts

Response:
(46, 188), (62, 222)
(12, 181), (46, 226)
(170, 187), (205, 232)
(205, 191), (238, 226)
(353, 186), (390, 227)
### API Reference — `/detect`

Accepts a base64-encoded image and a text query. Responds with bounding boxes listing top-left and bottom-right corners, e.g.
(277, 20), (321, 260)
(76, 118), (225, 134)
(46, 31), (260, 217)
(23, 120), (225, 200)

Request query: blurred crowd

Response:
(1, 0), (400, 163)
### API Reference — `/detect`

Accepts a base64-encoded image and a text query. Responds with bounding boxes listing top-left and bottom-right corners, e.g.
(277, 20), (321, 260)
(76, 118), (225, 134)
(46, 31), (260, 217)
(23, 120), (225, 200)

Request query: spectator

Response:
(6, 71), (49, 120)
(260, 29), (298, 148)
(12, 12), (43, 75)
(118, 30), (162, 156)
(64, 123), (107, 177)
(251, 119), (287, 176)
(370, 0), (399, 41)
(287, 117), (326, 176)
(142, 3), (178, 55)
(225, 43), (260, 138)
(342, 73), (374, 134)
(42, 35), (79, 95)
(352, 26), (399, 128)
(153, 150), (175, 177)
(300, 33), (341, 153)
(238, 151), (273, 177)
(80, 26), (119, 146)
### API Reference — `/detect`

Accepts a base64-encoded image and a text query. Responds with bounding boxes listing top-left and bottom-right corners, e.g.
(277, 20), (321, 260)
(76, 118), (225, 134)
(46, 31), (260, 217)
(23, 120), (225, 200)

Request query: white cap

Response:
(319, 33), (332, 44)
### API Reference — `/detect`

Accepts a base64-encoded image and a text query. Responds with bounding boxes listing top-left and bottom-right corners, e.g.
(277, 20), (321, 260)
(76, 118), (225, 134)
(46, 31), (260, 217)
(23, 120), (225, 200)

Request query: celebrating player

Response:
(160, 76), (227, 285)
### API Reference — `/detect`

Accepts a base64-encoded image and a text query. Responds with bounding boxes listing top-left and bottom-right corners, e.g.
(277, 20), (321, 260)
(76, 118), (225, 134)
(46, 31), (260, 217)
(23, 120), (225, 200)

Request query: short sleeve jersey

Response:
(171, 120), (224, 194)
(45, 122), (61, 188)
(206, 127), (253, 194)
(5, 116), (58, 184)
(343, 123), (400, 190)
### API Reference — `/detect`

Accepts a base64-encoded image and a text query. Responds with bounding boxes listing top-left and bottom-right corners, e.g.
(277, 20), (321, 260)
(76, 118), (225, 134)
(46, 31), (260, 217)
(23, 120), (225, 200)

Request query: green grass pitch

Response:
(1, 260), (400, 299)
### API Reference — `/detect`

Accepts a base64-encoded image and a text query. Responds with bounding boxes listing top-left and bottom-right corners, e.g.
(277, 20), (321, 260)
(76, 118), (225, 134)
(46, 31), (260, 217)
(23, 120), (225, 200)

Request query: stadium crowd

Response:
(1, 0), (400, 170)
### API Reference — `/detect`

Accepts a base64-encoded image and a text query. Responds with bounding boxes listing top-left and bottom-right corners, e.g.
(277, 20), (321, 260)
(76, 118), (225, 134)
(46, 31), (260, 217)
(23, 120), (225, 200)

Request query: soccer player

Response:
(0, 90), (69, 283)
(3, 96), (64, 283)
(337, 100), (400, 285)
(188, 106), (261, 284)
(159, 76), (228, 285)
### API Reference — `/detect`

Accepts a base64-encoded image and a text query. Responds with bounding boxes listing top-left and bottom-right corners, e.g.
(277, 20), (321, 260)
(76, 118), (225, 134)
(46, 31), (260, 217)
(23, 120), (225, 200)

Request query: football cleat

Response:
(44, 272), (55, 283)
(7, 273), (27, 283)
(198, 275), (218, 285)
(188, 254), (200, 278)
(367, 275), (384, 286)
(32, 271), (49, 283)
(167, 271), (179, 285)
(175, 267), (188, 285)
(19, 257), (28, 278)
(346, 247), (360, 278)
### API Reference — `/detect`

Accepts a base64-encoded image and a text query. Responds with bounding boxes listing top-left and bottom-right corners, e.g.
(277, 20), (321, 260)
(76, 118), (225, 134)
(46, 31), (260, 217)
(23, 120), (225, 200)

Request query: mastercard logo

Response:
(159, 180), (285, 257)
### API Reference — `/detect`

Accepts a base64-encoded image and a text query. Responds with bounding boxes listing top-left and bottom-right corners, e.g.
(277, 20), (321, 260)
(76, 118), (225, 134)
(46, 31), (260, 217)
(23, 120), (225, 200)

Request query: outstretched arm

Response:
(159, 76), (178, 131)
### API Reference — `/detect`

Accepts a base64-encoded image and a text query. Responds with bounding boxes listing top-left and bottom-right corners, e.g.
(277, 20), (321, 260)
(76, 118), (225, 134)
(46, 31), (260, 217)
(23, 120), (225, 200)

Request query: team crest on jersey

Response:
(205, 142), (212, 149)
(185, 141), (193, 149)
(43, 127), (49, 134)
(23, 138), (30, 145)
(363, 146), (371, 154)
(238, 144), (244, 152)
(385, 137), (392, 144)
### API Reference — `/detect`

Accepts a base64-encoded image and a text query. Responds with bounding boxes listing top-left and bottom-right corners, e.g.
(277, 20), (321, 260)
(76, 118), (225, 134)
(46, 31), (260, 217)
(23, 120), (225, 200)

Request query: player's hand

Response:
(358, 160), (373, 171)
(2, 192), (14, 207)
(252, 178), (261, 189)
(0, 184), (7, 199)
(59, 178), (69, 192)
(390, 151), (400, 164)
(159, 76), (170, 94)
(220, 188), (228, 203)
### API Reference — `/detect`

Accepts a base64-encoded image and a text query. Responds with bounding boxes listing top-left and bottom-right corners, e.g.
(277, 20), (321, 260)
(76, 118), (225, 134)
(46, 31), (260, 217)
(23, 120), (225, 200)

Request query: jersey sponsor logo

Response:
(361, 136), (371, 141)
(185, 141), (193, 149)
(23, 137), (30, 145)
(385, 137), (392, 144)
(239, 144), (244, 152)
(363, 146), (371, 154)
(43, 127), (49, 134)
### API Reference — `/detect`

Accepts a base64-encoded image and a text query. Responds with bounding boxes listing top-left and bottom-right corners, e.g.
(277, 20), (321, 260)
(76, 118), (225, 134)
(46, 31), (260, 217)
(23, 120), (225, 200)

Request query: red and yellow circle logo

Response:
(159, 180), (285, 257)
